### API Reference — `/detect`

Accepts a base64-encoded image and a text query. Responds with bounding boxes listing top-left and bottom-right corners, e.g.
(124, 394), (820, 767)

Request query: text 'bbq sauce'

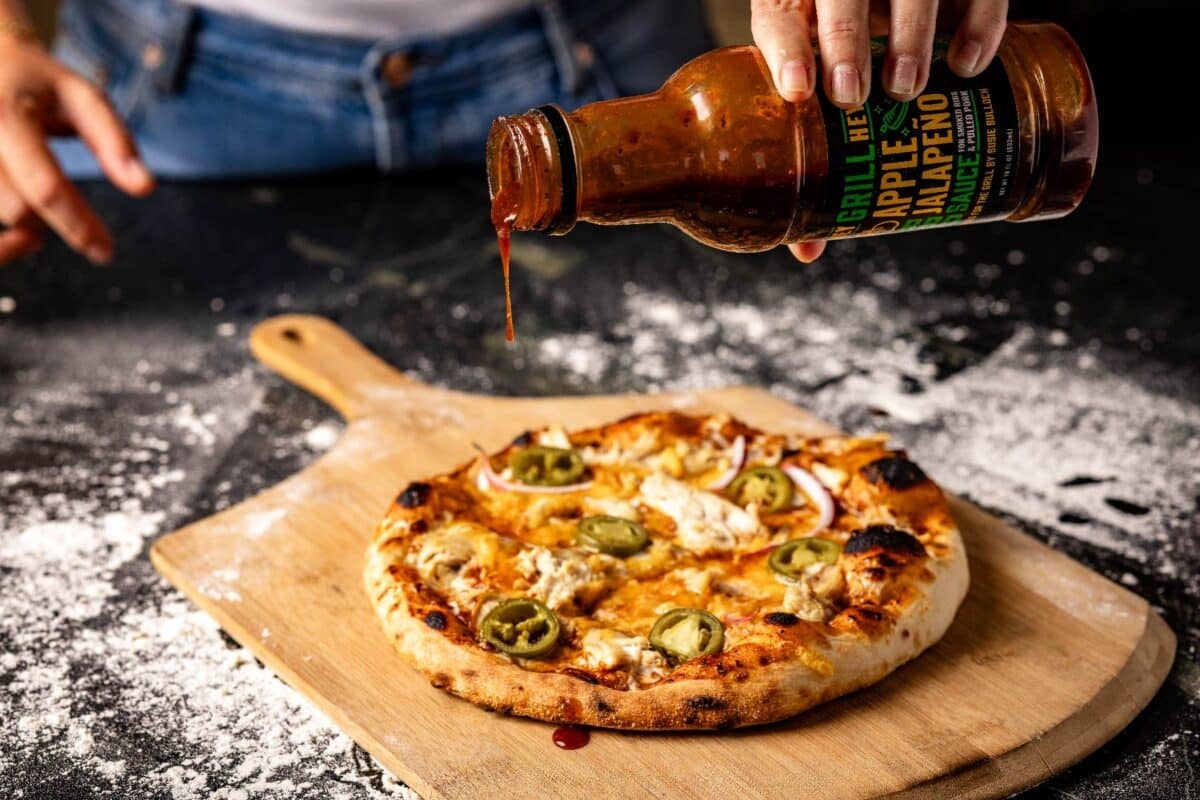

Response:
(551, 725), (590, 750)
(487, 23), (1097, 332)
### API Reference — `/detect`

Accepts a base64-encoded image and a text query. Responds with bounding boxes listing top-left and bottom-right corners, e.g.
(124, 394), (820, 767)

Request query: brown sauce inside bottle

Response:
(486, 23), (1098, 293)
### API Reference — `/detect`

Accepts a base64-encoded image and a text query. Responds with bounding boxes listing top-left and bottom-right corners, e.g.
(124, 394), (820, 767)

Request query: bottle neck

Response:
(487, 106), (577, 234)
(487, 48), (804, 252)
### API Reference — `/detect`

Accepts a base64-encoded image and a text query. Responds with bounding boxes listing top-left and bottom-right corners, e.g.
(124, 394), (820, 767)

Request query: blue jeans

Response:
(52, 0), (713, 178)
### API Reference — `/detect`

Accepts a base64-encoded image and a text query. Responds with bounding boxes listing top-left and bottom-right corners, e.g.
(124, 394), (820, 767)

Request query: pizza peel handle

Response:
(249, 314), (422, 422)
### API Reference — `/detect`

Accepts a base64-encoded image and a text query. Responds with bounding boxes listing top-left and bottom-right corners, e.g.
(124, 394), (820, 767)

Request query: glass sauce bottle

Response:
(488, 22), (1097, 334)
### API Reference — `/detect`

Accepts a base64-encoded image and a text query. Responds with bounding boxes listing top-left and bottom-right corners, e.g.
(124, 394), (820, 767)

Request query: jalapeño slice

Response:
(479, 598), (560, 658)
(509, 446), (585, 486)
(768, 537), (841, 579)
(726, 466), (793, 512)
(649, 608), (724, 664)
(576, 515), (649, 556)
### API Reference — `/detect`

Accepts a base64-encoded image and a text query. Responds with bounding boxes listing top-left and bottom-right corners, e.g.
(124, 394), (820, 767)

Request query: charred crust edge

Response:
(397, 481), (432, 508)
(686, 695), (725, 710)
(843, 524), (927, 557)
(560, 667), (601, 685)
(862, 455), (928, 490)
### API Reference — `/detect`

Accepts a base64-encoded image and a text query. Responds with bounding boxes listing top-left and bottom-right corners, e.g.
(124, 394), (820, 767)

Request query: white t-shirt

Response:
(186, 0), (536, 41)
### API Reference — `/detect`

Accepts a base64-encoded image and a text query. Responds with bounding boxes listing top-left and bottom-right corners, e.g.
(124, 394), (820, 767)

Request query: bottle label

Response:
(820, 40), (1021, 238)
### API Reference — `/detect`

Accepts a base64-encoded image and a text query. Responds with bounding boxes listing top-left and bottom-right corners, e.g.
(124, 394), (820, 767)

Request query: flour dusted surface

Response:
(1, 168), (1197, 798)
(0, 323), (414, 800)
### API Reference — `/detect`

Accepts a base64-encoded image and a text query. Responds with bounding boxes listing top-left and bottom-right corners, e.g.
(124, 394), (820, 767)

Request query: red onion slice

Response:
(722, 612), (755, 626)
(475, 464), (491, 492)
(783, 464), (836, 533)
(706, 436), (747, 491)
(473, 448), (592, 495)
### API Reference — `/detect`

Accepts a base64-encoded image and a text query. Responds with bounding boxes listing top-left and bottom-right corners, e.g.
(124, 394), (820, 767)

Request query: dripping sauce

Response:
(551, 725), (589, 750)
(491, 182), (518, 342)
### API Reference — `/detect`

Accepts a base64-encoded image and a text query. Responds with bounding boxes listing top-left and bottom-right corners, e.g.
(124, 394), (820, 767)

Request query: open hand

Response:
(0, 33), (153, 264)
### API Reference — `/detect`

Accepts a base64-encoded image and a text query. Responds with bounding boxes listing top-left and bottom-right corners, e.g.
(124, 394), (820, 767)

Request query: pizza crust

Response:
(363, 412), (970, 730)
(366, 531), (966, 728)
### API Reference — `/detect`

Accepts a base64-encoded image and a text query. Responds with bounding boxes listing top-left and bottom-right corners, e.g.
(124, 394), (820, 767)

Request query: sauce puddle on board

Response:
(551, 725), (590, 750)
(491, 183), (518, 342)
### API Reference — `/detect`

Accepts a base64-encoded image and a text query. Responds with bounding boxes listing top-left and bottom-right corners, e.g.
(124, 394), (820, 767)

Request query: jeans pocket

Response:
(420, 25), (616, 165)
(52, 8), (152, 124)
(54, 35), (108, 89)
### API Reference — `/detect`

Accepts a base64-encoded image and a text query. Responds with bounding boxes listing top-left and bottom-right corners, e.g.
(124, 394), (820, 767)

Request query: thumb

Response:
(751, 0), (817, 103)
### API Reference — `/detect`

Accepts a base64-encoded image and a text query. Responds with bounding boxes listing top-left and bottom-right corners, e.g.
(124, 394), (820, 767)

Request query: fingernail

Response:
(830, 63), (861, 106)
(780, 60), (811, 98)
(953, 40), (983, 75)
(888, 55), (919, 97)
(125, 156), (152, 186)
(85, 243), (112, 265)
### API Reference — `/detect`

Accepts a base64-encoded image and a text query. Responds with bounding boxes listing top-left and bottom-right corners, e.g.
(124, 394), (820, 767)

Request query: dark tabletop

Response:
(2, 13), (1198, 800)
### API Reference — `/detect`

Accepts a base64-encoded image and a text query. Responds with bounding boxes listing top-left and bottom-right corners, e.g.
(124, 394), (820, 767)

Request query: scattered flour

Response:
(243, 507), (290, 538)
(2, 273), (1195, 799)
(0, 322), (414, 800)
(303, 420), (342, 451)
(171, 402), (220, 448)
(536, 287), (1200, 571)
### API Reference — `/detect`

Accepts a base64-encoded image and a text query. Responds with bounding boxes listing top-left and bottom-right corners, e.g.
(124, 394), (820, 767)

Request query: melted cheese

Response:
(672, 566), (717, 595)
(797, 647), (835, 677)
(747, 440), (782, 466)
(680, 439), (719, 475)
(623, 539), (679, 579)
(657, 446), (685, 478)
(811, 462), (848, 492)
(639, 472), (760, 554)
(523, 495), (582, 528)
(582, 428), (661, 466)
(582, 495), (639, 520)
(536, 426), (572, 449)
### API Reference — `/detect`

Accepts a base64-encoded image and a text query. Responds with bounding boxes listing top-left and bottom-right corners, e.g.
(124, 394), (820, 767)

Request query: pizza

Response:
(364, 411), (968, 730)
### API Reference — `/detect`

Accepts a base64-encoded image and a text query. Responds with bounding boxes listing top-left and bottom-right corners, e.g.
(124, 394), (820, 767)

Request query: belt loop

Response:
(150, 2), (197, 94)
(535, 0), (582, 95)
(361, 43), (401, 171)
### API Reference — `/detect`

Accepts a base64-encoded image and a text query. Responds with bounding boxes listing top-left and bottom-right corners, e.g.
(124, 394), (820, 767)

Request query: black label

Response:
(820, 40), (1020, 238)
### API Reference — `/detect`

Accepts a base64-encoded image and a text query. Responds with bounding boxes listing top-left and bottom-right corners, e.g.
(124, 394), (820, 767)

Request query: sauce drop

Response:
(490, 182), (518, 343)
(551, 725), (589, 750)
(497, 226), (514, 342)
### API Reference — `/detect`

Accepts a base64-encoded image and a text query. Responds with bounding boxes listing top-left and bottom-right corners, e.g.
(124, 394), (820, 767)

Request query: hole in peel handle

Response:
(247, 314), (420, 422)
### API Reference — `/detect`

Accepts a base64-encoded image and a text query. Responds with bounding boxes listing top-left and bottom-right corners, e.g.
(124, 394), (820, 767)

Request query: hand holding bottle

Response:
(749, 0), (1009, 262)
